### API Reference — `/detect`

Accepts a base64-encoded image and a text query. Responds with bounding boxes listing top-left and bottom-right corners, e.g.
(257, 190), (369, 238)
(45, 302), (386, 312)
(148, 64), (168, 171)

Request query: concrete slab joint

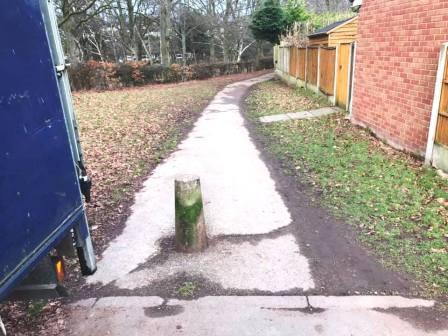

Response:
(69, 296), (440, 336)
(260, 107), (340, 124)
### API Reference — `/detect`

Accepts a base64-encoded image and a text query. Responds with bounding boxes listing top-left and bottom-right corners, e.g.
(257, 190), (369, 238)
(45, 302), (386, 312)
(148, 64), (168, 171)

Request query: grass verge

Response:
(248, 81), (329, 117)
(247, 79), (448, 298)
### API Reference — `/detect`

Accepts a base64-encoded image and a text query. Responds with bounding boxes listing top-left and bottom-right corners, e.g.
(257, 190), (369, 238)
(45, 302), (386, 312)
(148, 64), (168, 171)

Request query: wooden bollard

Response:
(175, 175), (207, 252)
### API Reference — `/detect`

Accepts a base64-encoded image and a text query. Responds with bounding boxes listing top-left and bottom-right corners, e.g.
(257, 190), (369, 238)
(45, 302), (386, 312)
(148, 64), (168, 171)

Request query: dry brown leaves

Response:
(0, 300), (67, 336)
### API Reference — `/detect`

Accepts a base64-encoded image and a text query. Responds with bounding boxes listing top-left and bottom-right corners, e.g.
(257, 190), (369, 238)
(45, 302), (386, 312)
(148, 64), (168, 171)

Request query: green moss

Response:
(27, 300), (46, 317)
(175, 197), (203, 247)
(176, 281), (196, 298)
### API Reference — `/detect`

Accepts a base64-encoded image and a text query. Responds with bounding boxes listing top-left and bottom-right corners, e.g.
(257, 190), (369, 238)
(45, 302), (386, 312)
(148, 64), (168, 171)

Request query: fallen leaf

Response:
(430, 248), (447, 254)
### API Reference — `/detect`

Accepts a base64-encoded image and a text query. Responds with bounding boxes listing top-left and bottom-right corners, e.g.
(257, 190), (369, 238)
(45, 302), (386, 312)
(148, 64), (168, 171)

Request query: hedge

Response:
(68, 58), (274, 91)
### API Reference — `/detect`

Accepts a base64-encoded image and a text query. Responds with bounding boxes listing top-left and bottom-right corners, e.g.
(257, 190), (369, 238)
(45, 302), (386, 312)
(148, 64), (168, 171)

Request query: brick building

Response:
(350, 0), (448, 157)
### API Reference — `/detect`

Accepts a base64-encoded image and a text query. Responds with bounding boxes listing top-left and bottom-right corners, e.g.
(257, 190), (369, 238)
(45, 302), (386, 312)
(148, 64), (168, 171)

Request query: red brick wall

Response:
(351, 0), (448, 155)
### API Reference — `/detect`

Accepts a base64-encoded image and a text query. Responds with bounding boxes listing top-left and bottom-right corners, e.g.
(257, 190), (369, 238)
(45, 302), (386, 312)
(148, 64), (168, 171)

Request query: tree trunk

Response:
(223, 35), (230, 63)
(255, 40), (262, 69)
(210, 37), (215, 63)
(181, 2), (187, 66)
(207, 0), (216, 63)
(65, 29), (82, 64)
(136, 28), (152, 60)
(222, 0), (232, 63)
(223, 46), (228, 63)
(60, 4), (82, 65)
(175, 176), (207, 253)
(126, 0), (139, 60)
(160, 0), (171, 66)
(181, 30), (187, 65)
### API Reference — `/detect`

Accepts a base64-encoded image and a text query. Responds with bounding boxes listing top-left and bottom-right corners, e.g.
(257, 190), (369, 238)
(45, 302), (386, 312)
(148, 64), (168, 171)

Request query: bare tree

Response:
(306, 0), (349, 12)
(56, 0), (112, 62)
(159, 0), (172, 64)
(54, 0), (277, 65)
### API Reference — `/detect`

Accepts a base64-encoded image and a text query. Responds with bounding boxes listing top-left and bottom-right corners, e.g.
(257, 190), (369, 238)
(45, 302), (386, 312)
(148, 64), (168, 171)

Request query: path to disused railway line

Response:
(67, 73), (447, 336)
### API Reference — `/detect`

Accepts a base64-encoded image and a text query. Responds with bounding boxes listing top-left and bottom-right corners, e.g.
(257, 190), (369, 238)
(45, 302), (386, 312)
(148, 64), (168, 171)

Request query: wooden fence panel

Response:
(336, 43), (351, 109)
(275, 44), (352, 105)
(278, 47), (284, 72)
(307, 47), (318, 85)
(435, 53), (448, 146)
(319, 47), (336, 95)
(280, 47), (289, 73)
(289, 47), (297, 77)
(297, 48), (306, 80)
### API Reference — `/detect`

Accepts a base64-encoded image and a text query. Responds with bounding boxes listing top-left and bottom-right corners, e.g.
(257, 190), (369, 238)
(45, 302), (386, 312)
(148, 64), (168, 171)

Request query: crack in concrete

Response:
(143, 298), (185, 318)
(261, 296), (326, 315)
(303, 295), (326, 314)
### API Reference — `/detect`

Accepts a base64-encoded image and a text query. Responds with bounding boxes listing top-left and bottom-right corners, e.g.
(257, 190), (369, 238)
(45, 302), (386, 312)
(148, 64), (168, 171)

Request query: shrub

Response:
(211, 63), (228, 76)
(68, 58), (274, 91)
(69, 61), (117, 91)
(130, 61), (146, 85)
(168, 64), (184, 82)
(142, 64), (169, 83)
(187, 64), (214, 80)
(258, 57), (274, 70)
(115, 63), (133, 87)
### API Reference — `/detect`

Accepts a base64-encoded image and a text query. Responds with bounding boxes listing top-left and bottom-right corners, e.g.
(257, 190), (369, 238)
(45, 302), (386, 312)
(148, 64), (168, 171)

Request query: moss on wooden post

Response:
(175, 175), (207, 252)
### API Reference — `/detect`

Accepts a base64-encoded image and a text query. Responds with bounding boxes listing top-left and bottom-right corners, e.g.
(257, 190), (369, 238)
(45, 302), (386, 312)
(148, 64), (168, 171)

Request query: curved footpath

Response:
(67, 74), (448, 336)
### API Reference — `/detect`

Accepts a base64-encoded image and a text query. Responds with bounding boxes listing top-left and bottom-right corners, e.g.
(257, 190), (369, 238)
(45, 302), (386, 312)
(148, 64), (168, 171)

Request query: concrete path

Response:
(85, 73), (313, 290)
(69, 296), (443, 336)
(68, 74), (448, 335)
(259, 106), (339, 123)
